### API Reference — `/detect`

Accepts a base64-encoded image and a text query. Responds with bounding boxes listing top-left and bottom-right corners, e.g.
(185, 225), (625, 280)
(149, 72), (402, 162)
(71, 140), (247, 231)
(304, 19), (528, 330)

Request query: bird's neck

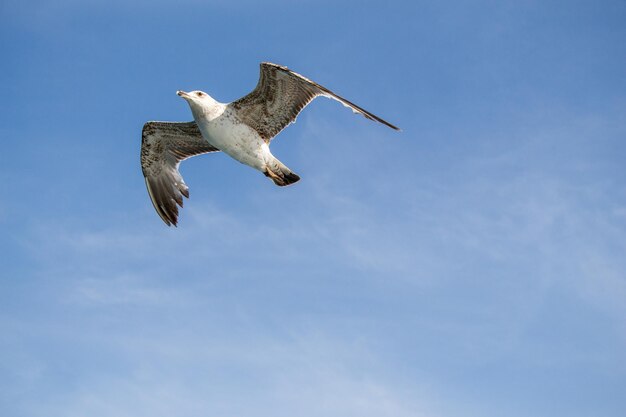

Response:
(192, 100), (225, 122)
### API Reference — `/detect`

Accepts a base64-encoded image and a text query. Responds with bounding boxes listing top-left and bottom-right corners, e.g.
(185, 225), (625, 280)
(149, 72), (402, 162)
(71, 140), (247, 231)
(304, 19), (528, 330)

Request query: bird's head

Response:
(177, 90), (218, 116)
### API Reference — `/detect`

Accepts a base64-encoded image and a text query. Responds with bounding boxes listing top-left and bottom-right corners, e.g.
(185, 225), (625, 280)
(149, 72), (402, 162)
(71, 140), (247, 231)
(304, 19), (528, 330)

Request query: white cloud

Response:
(13, 320), (439, 417)
(69, 274), (180, 306)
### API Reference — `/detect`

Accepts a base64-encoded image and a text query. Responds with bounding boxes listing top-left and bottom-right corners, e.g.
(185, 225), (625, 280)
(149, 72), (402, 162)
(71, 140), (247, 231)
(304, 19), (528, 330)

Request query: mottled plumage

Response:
(141, 122), (218, 226)
(232, 63), (399, 141)
(141, 62), (399, 226)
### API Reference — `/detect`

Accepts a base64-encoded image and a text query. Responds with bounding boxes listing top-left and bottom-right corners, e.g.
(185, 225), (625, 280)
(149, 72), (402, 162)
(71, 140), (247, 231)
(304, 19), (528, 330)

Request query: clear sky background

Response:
(1, 1), (625, 416)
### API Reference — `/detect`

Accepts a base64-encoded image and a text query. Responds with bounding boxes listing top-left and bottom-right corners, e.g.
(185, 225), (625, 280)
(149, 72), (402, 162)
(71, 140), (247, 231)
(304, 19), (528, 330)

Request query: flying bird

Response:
(141, 62), (400, 226)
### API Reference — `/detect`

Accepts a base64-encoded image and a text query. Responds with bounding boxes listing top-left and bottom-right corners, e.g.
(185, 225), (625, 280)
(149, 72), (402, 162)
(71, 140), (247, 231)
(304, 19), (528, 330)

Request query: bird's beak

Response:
(177, 90), (189, 98)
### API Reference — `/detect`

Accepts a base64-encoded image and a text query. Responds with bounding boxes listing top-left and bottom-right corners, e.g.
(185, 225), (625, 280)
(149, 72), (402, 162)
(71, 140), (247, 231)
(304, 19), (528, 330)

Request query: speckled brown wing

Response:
(141, 121), (219, 226)
(230, 62), (399, 143)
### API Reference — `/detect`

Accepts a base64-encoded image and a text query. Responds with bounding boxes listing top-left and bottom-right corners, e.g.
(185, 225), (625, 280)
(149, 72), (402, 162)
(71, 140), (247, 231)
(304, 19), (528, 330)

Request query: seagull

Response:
(141, 62), (400, 226)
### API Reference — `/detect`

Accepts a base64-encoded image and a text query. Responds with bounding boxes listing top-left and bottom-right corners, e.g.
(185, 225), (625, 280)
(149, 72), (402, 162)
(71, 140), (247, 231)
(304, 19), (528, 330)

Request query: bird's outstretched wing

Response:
(230, 62), (400, 142)
(141, 121), (219, 226)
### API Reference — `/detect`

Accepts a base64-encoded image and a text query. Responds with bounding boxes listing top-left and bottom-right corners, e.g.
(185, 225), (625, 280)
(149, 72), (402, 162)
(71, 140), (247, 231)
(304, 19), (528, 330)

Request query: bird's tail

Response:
(264, 156), (300, 186)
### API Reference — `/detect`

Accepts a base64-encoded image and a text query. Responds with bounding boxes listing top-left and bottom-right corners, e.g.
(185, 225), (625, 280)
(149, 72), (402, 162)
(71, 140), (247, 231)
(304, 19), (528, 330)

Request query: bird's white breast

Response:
(195, 106), (267, 171)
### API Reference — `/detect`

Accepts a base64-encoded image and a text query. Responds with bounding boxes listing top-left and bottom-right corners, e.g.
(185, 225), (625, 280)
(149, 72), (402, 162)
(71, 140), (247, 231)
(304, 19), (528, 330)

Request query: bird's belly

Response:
(198, 119), (266, 170)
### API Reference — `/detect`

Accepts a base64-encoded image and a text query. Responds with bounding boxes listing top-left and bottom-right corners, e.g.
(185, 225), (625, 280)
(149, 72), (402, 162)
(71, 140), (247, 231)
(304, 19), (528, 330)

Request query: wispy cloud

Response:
(2, 2), (625, 414)
(6, 299), (440, 417)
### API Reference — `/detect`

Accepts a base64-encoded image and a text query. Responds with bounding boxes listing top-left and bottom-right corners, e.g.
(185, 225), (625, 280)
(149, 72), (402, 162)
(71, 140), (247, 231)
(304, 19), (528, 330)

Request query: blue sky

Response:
(1, 0), (625, 416)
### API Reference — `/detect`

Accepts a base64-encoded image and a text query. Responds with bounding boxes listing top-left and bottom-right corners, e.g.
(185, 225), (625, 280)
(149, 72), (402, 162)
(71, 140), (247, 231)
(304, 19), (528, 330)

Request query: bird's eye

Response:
(196, 92), (203, 97)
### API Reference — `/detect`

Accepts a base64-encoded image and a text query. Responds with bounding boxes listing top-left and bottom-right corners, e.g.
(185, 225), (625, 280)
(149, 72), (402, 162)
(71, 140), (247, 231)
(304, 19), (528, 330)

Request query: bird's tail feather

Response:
(264, 157), (300, 186)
